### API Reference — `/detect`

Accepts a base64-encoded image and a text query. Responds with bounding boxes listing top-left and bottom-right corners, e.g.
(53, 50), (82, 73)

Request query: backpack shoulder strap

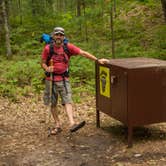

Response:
(63, 43), (71, 56)
(49, 41), (54, 56)
(46, 42), (70, 65)
(46, 41), (54, 65)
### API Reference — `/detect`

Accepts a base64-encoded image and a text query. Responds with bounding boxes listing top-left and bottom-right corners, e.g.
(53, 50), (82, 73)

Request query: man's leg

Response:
(64, 103), (85, 132)
(64, 103), (75, 127)
(43, 80), (62, 135)
(59, 80), (85, 132)
(51, 106), (61, 128)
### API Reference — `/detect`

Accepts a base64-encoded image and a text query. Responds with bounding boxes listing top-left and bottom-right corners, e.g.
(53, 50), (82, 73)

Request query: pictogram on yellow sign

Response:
(99, 66), (110, 98)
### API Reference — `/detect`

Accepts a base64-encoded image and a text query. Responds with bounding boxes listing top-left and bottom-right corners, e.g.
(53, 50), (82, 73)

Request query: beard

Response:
(55, 38), (63, 45)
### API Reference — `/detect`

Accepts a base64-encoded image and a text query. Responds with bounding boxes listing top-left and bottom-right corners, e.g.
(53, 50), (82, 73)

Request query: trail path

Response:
(0, 96), (166, 166)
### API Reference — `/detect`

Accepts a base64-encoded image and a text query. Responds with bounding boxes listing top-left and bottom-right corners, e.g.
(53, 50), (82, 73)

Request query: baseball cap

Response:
(53, 27), (65, 35)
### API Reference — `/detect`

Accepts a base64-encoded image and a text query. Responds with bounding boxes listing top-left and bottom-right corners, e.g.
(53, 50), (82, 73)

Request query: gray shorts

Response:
(43, 80), (72, 106)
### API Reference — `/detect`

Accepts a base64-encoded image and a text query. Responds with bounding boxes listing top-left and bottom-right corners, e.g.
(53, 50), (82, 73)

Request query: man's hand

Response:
(98, 58), (110, 65)
(46, 66), (54, 73)
(79, 50), (110, 65)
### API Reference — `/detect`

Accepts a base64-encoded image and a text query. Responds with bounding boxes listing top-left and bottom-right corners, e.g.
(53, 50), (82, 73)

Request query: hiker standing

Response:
(41, 27), (108, 135)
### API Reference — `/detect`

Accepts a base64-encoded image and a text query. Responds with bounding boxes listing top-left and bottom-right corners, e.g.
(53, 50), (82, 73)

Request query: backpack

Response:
(40, 33), (51, 44)
(46, 41), (71, 93)
(41, 33), (71, 93)
(40, 33), (69, 44)
(40, 33), (70, 67)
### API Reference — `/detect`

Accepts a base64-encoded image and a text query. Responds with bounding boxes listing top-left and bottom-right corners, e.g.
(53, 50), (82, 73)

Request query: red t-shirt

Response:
(42, 43), (80, 81)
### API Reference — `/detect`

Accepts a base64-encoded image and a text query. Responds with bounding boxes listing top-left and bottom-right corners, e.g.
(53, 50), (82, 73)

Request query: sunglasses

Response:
(55, 33), (64, 36)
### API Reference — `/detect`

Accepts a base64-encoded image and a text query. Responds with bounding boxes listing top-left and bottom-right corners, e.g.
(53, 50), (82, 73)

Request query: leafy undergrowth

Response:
(0, 56), (95, 102)
(0, 95), (166, 166)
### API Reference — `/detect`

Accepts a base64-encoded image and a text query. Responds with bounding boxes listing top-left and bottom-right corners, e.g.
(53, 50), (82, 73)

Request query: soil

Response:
(0, 95), (166, 166)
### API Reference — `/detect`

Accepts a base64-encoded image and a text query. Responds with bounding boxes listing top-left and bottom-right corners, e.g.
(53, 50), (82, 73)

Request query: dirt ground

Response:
(0, 95), (166, 166)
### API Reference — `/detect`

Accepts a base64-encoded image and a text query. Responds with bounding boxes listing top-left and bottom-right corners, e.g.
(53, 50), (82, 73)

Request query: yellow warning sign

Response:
(99, 66), (110, 98)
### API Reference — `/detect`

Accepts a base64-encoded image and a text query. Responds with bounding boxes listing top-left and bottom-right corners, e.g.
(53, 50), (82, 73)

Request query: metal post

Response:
(95, 62), (100, 128)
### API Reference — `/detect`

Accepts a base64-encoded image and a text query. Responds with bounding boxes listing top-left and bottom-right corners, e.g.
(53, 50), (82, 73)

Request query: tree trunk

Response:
(161, 0), (166, 22)
(82, 0), (88, 42)
(2, 0), (12, 57)
(0, 1), (3, 33)
(114, 0), (116, 17)
(31, 0), (36, 16)
(18, 0), (22, 25)
(110, 5), (115, 59)
(77, 0), (81, 17)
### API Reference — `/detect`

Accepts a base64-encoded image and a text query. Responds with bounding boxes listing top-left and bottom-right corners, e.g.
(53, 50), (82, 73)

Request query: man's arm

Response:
(41, 59), (54, 73)
(41, 45), (54, 73)
(79, 49), (109, 64)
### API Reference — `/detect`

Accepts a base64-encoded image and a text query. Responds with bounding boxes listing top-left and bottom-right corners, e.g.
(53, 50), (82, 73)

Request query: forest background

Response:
(0, 0), (166, 102)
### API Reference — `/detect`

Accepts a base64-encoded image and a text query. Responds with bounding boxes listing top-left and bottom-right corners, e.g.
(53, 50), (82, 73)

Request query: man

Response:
(41, 27), (108, 135)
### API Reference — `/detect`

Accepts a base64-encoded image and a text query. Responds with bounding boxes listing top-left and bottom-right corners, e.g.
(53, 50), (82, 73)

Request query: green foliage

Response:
(2, 0), (164, 59)
(0, 57), (44, 100)
(71, 77), (95, 103)
(111, 0), (166, 59)
(0, 0), (166, 101)
(70, 56), (95, 79)
(0, 55), (96, 101)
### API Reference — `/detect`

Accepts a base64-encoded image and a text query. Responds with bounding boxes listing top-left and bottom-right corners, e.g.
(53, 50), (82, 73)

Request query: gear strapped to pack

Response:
(45, 41), (71, 93)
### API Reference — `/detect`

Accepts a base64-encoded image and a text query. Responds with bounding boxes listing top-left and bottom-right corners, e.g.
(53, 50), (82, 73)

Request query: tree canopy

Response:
(0, 0), (165, 59)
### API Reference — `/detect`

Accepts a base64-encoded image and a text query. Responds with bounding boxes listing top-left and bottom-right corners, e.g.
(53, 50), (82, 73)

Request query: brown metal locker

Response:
(96, 57), (166, 147)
